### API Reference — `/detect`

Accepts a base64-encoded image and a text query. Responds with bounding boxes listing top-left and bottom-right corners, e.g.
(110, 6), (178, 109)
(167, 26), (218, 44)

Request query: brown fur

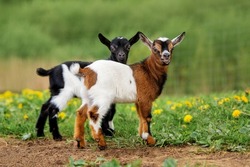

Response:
(79, 67), (97, 89)
(90, 125), (106, 150)
(131, 53), (168, 102)
(74, 104), (88, 148)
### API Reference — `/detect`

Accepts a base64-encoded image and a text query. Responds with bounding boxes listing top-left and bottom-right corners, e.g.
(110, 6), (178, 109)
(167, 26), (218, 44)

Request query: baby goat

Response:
(73, 31), (185, 150)
(35, 32), (140, 140)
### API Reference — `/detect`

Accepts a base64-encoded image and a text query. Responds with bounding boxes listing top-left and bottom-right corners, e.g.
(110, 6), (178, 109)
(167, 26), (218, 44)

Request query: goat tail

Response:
(69, 63), (81, 75)
(36, 68), (51, 76)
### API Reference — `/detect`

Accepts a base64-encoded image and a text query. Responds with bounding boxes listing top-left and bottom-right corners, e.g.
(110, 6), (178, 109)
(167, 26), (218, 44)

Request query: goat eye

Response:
(125, 44), (131, 50)
(153, 47), (158, 53)
(110, 45), (117, 52)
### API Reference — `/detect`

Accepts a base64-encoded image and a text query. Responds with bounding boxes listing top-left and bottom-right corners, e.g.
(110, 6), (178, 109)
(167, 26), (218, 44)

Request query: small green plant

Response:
(68, 157), (106, 167)
(100, 159), (120, 167)
(69, 157), (86, 167)
(68, 157), (141, 167)
(163, 158), (177, 167)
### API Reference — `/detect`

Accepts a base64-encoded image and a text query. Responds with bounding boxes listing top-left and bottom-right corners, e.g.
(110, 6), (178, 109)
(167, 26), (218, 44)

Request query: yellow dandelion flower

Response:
(218, 100), (224, 105)
(199, 104), (210, 110)
(23, 114), (29, 120)
(3, 91), (14, 98)
(177, 103), (183, 108)
(170, 105), (176, 110)
(183, 114), (193, 123)
(184, 101), (193, 108)
(35, 91), (43, 99)
(18, 103), (23, 109)
(218, 98), (230, 105)
(234, 95), (241, 101)
(22, 88), (34, 95)
(232, 110), (241, 118)
(166, 100), (172, 105)
(22, 89), (44, 100)
(5, 98), (13, 105)
(153, 109), (163, 115)
(58, 112), (66, 119)
(241, 96), (248, 103)
(131, 106), (136, 111)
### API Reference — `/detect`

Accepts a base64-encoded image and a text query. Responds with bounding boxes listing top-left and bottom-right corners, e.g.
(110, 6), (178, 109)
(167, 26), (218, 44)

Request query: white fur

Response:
(69, 63), (80, 75)
(157, 37), (169, 42)
(88, 60), (137, 103)
(162, 50), (170, 56)
(141, 132), (149, 140)
(108, 121), (114, 130)
(51, 64), (84, 110)
(89, 118), (101, 133)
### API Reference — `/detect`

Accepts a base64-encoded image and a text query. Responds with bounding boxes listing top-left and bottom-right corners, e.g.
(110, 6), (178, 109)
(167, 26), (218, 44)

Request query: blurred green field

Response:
(0, 0), (249, 94)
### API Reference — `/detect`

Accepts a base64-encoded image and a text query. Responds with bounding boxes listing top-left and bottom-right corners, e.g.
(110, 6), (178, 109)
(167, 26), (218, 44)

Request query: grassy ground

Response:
(0, 89), (249, 152)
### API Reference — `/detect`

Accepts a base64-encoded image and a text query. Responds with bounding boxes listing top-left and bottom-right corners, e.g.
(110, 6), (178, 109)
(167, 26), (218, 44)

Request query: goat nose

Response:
(163, 52), (170, 58)
(118, 52), (125, 58)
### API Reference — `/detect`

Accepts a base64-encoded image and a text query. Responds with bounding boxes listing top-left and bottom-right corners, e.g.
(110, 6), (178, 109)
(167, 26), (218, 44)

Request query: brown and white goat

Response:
(72, 32), (185, 150)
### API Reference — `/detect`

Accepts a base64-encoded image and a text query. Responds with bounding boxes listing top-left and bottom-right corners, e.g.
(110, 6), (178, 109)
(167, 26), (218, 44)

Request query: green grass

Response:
(0, 89), (249, 151)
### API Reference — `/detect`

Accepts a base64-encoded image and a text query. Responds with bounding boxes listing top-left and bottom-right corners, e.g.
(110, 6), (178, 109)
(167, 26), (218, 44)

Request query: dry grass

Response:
(0, 58), (58, 92)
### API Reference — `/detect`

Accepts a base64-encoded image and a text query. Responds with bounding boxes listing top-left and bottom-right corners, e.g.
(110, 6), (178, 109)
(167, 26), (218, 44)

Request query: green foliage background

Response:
(0, 0), (249, 94)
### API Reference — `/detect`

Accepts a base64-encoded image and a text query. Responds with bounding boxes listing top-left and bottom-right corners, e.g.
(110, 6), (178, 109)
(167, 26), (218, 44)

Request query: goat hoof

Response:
(36, 132), (45, 137)
(146, 136), (156, 146)
(98, 145), (107, 150)
(76, 141), (84, 149)
(103, 128), (115, 137)
(75, 139), (85, 149)
(53, 134), (63, 141)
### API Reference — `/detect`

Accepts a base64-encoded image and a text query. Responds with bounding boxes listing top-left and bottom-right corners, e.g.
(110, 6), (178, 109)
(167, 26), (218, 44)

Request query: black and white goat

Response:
(35, 32), (140, 140)
(73, 31), (185, 150)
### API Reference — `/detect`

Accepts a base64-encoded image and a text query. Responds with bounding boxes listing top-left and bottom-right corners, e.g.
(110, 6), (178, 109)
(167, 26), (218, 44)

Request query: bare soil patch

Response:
(0, 138), (249, 167)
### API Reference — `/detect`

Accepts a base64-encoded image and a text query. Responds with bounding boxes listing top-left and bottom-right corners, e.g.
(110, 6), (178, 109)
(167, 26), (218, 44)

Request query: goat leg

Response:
(74, 104), (88, 148)
(48, 107), (62, 140)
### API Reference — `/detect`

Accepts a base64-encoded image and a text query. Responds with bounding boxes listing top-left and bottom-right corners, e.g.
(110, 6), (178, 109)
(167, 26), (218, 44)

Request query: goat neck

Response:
(144, 52), (168, 82)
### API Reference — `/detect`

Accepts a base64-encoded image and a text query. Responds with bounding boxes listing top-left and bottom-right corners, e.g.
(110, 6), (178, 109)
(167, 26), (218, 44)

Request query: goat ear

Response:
(139, 32), (152, 50)
(172, 32), (185, 47)
(98, 33), (111, 48)
(129, 31), (140, 46)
